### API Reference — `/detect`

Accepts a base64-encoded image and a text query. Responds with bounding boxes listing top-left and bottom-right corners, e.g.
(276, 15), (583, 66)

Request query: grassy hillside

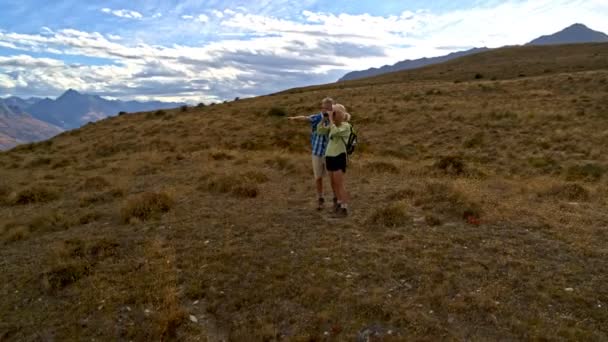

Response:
(1, 43), (608, 340)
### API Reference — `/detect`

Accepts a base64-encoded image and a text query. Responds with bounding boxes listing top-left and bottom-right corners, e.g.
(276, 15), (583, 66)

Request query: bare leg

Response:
(334, 170), (348, 204)
(315, 177), (323, 197)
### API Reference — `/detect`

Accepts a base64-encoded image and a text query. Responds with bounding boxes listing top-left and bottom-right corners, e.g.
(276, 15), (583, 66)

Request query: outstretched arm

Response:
(287, 115), (309, 121)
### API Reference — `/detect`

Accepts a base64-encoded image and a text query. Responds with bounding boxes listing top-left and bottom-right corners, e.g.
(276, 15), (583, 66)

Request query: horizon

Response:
(1, 0), (607, 103)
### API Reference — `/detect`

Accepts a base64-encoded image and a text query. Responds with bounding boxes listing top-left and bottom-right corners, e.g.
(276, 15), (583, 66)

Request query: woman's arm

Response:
(317, 120), (332, 134)
(329, 123), (350, 139)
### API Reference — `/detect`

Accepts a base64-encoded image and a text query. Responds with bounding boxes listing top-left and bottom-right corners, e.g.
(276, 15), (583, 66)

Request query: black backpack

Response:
(345, 125), (358, 156)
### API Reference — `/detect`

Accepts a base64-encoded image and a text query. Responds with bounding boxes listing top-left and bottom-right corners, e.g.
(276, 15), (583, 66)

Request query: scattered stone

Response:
(565, 288), (574, 292)
(189, 315), (198, 323)
(193, 300), (199, 305)
(413, 217), (425, 224)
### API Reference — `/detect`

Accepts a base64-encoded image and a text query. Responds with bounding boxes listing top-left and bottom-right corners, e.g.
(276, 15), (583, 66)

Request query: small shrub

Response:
(415, 182), (481, 220)
(120, 192), (174, 223)
(180, 105), (188, 112)
(386, 188), (416, 201)
(234, 97), (240, 101)
(0, 182), (12, 204)
(79, 188), (124, 207)
(79, 211), (103, 225)
(41, 261), (90, 292)
(528, 157), (561, 174)
(367, 202), (411, 228)
(28, 210), (75, 233)
(366, 161), (399, 174)
(13, 185), (59, 205)
(81, 176), (111, 191)
(463, 132), (484, 148)
(196, 102), (206, 108)
(474, 73), (483, 79)
(211, 151), (235, 161)
(264, 156), (296, 171)
(51, 158), (71, 169)
(242, 171), (269, 183)
(118, 111), (127, 116)
(268, 107), (287, 117)
(27, 157), (52, 167)
(202, 175), (259, 198)
(566, 163), (605, 181)
(542, 183), (589, 201)
(2, 226), (30, 243)
(435, 156), (465, 175)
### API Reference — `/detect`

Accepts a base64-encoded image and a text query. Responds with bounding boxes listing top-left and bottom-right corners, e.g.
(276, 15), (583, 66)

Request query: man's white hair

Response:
(322, 97), (334, 105)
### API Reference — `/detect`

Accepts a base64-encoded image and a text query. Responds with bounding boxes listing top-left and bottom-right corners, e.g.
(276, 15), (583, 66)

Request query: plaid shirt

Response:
(309, 113), (329, 156)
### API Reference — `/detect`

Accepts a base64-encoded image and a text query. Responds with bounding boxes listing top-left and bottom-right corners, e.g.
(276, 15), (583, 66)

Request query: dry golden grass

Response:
(1, 43), (608, 340)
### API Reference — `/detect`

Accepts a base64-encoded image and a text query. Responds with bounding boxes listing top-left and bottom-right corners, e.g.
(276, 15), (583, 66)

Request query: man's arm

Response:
(287, 115), (310, 121)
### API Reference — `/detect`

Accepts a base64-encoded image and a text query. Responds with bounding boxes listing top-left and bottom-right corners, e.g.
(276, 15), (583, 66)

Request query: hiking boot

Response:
(333, 207), (348, 218)
(333, 198), (339, 212)
(317, 197), (325, 211)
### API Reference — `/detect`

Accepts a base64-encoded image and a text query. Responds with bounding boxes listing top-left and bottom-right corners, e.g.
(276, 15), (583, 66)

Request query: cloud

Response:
(101, 8), (143, 19)
(2, 0), (608, 103)
(182, 14), (210, 23)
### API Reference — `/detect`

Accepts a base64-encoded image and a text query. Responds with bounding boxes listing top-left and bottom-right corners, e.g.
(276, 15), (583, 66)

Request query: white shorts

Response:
(311, 155), (327, 179)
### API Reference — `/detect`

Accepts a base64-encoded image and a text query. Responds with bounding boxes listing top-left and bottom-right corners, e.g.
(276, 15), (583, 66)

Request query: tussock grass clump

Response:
(415, 181), (482, 221)
(366, 160), (400, 174)
(268, 107), (287, 117)
(81, 176), (111, 191)
(463, 132), (484, 148)
(27, 210), (77, 233)
(13, 184), (59, 205)
(2, 225), (30, 243)
(79, 188), (125, 207)
(0, 182), (12, 204)
(27, 157), (52, 167)
(201, 174), (259, 198)
(120, 192), (174, 223)
(435, 155), (466, 175)
(78, 211), (104, 225)
(566, 163), (605, 181)
(542, 183), (590, 201)
(386, 187), (416, 201)
(367, 202), (411, 228)
(265, 156), (296, 172)
(41, 260), (91, 292)
(210, 151), (235, 161)
(242, 171), (270, 183)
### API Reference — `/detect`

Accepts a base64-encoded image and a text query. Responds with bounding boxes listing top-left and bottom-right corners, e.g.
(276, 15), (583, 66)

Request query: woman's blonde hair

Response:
(333, 103), (351, 121)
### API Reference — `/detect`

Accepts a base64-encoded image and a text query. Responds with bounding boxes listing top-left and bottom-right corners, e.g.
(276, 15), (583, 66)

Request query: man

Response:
(287, 97), (336, 210)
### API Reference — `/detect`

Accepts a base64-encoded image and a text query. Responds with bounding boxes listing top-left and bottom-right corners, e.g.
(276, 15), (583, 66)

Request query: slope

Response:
(0, 101), (63, 150)
(1, 43), (607, 340)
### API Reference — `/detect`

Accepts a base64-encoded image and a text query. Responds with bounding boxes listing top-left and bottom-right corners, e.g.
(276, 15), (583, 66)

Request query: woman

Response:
(317, 104), (351, 217)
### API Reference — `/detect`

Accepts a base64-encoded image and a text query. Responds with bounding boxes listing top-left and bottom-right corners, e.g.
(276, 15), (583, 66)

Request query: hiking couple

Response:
(288, 97), (352, 217)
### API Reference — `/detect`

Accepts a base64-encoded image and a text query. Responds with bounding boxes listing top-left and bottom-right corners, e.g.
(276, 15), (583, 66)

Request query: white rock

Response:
(565, 288), (574, 292)
(189, 315), (198, 323)
(193, 300), (199, 305)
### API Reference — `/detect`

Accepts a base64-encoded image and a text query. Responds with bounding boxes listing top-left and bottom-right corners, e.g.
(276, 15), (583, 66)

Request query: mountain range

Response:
(338, 23), (608, 82)
(0, 90), (184, 150)
(0, 100), (63, 150)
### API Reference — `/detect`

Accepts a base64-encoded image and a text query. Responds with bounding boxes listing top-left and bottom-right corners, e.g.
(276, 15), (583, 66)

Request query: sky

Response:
(0, 0), (607, 103)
